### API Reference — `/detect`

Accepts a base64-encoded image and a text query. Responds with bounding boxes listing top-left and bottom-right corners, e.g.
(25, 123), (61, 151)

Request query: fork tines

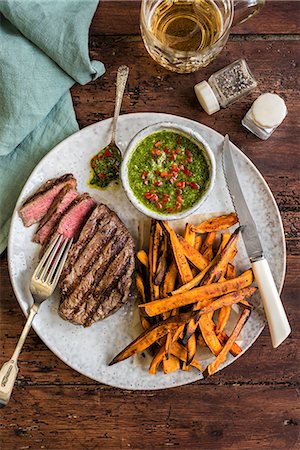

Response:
(33, 234), (73, 285)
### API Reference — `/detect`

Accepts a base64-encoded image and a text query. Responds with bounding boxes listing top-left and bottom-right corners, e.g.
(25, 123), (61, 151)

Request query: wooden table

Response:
(1, 2), (299, 448)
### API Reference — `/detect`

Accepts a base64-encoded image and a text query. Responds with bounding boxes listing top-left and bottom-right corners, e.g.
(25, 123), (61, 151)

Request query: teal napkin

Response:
(0, 0), (105, 254)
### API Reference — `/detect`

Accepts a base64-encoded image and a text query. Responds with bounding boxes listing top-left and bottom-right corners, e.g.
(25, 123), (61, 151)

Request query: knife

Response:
(222, 135), (291, 348)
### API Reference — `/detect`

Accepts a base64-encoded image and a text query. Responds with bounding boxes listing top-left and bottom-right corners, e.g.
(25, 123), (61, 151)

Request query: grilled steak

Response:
(42, 193), (96, 255)
(60, 203), (111, 278)
(59, 204), (135, 327)
(33, 186), (78, 245)
(19, 174), (77, 227)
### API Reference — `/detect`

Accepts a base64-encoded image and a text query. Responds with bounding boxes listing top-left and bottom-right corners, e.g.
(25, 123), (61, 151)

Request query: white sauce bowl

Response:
(121, 121), (216, 221)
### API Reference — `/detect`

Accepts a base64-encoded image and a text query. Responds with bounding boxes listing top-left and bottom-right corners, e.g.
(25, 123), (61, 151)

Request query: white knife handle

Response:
(252, 258), (291, 348)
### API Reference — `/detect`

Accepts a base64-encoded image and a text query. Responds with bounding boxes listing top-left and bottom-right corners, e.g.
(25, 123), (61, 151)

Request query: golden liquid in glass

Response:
(150, 0), (223, 52)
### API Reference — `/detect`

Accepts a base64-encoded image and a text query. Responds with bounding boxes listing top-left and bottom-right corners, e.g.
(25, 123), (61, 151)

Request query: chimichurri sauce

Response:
(89, 144), (122, 189)
(128, 130), (210, 214)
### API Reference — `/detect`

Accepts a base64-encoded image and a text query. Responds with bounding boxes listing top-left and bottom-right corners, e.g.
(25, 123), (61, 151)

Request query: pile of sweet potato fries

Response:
(109, 213), (257, 377)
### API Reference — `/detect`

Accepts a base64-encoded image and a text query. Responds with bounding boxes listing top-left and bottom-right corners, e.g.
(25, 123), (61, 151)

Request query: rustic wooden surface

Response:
(1, 1), (299, 449)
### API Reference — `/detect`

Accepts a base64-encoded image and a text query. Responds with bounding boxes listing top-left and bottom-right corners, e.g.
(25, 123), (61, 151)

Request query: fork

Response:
(0, 234), (73, 407)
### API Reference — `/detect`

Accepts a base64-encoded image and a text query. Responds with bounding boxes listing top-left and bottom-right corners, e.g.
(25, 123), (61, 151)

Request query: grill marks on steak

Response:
(75, 241), (133, 326)
(19, 174), (76, 227)
(59, 229), (128, 323)
(33, 186), (78, 245)
(59, 205), (135, 327)
(60, 216), (119, 298)
(60, 204), (112, 281)
(90, 261), (134, 325)
(85, 246), (135, 327)
(42, 193), (96, 254)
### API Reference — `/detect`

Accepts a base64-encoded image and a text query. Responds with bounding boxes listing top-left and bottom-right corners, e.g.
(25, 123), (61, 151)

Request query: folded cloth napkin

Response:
(0, 0), (105, 254)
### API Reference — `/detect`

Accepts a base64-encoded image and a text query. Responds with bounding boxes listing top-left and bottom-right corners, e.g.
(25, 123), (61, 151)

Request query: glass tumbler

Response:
(140, 0), (265, 73)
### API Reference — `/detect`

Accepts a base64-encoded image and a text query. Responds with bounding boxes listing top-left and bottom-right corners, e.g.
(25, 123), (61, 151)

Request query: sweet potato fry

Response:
(204, 308), (250, 376)
(149, 221), (162, 300)
(109, 311), (199, 365)
(181, 362), (190, 371)
(162, 355), (180, 374)
(152, 221), (162, 271)
(154, 238), (168, 286)
(183, 287), (256, 343)
(216, 263), (236, 334)
(139, 270), (254, 316)
(171, 258), (215, 295)
(201, 227), (240, 285)
(191, 213), (238, 233)
(216, 307), (231, 335)
(161, 222), (194, 284)
(226, 262), (236, 279)
(171, 234), (234, 296)
(149, 343), (166, 375)
(140, 314), (152, 331)
(217, 233), (231, 255)
(184, 223), (196, 247)
(201, 231), (216, 261)
(200, 312), (223, 356)
(162, 261), (178, 297)
(136, 249), (149, 268)
(165, 331), (173, 359)
(171, 342), (202, 371)
(197, 334), (206, 347)
(197, 287), (256, 315)
(149, 325), (186, 374)
(136, 273), (146, 303)
(177, 235), (208, 271)
(217, 331), (242, 357)
(186, 333), (197, 365)
(194, 234), (202, 251)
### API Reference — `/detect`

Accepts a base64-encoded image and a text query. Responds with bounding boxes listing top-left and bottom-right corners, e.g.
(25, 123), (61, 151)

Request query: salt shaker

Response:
(242, 93), (287, 140)
(194, 59), (257, 115)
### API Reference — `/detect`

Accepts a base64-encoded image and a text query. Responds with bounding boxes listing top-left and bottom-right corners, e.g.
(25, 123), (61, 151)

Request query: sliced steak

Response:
(19, 174), (76, 227)
(42, 193), (96, 255)
(59, 205), (135, 327)
(33, 186), (78, 245)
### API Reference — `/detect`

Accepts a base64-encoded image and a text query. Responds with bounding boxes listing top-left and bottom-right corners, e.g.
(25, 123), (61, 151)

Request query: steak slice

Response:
(59, 205), (135, 327)
(33, 186), (78, 245)
(19, 174), (76, 227)
(42, 193), (96, 255)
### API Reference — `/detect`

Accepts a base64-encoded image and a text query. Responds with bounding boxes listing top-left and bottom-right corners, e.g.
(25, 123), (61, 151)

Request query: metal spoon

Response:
(89, 65), (129, 189)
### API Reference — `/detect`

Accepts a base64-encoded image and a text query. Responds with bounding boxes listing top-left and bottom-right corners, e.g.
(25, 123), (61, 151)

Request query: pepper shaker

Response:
(194, 59), (257, 115)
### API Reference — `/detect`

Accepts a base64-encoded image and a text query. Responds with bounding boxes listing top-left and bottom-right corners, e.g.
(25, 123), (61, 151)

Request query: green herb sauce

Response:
(128, 130), (210, 214)
(89, 144), (122, 189)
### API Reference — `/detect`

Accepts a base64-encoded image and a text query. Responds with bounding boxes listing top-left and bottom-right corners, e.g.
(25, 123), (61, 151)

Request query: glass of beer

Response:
(140, 0), (265, 73)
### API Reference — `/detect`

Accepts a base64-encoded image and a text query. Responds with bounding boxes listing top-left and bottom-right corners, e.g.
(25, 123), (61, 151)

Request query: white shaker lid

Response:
(194, 81), (220, 115)
(252, 93), (287, 128)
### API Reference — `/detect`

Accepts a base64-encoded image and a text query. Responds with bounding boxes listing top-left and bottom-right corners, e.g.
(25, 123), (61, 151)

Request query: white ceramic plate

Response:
(8, 113), (285, 390)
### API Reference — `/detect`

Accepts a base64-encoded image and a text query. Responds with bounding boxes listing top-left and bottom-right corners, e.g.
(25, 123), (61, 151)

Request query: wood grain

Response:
(1, 2), (299, 449)
(0, 385), (299, 449)
(91, 1), (300, 36)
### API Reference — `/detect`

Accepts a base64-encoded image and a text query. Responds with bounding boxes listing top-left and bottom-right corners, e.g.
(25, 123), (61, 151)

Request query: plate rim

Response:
(7, 112), (286, 389)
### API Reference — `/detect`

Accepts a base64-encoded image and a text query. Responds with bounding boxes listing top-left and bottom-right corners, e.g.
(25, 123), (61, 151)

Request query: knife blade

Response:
(222, 135), (291, 348)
